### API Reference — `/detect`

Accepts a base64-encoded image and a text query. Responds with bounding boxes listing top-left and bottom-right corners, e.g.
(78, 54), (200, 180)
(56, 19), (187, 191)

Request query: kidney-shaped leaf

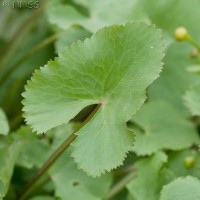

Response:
(22, 23), (164, 176)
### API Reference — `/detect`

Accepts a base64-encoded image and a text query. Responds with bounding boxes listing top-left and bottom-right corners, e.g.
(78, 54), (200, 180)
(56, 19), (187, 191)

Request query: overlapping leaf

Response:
(131, 101), (199, 155)
(46, 0), (148, 32)
(22, 23), (164, 176)
(160, 176), (200, 200)
(127, 152), (169, 200)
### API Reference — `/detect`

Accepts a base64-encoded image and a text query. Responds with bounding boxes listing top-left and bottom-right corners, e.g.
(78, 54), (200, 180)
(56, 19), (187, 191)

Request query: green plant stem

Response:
(18, 176), (51, 200)
(18, 104), (101, 200)
(113, 164), (135, 177)
(103, 171), (135, 200)
(187, 36), (200, 51)
(192, 116), (200, 126)
(10, 112), (24, 130)
(19, 133), (77, 200)
(0, 0), (47, 70)
(0, 32), (61, 86)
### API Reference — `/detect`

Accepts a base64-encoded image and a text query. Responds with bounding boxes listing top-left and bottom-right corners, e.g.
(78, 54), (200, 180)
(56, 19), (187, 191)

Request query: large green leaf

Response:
(46, 0), (148, 32)
(0, 108), (9, 135)
(22, 23), (164, 176)
(131, 101), (199, 155)
(160, 176), (200, 200)
(184, 83), (200, 116)
(127, 152), (169, 200)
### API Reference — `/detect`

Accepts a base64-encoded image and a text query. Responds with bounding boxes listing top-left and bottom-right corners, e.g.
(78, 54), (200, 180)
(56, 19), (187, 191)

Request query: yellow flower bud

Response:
(174, 27), (188, 41)
(184, 156), (196, 169)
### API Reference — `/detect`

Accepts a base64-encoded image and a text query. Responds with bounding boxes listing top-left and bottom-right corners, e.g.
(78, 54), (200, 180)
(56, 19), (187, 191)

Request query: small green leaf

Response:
(127, 152), (168, 200)
(22, 23), (164, 176)
(160, 176), (200, 200)
(184, 84), (200, 116)
(131, 101), (199, 155)
(0, 108), (9, 135)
